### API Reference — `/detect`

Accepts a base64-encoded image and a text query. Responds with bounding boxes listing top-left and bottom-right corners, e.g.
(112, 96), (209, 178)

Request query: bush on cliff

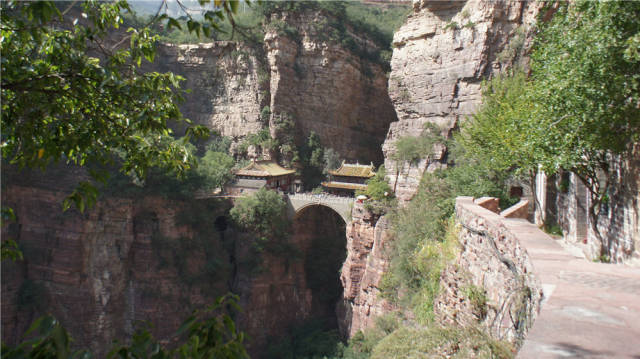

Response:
(230, 187), (290, 248)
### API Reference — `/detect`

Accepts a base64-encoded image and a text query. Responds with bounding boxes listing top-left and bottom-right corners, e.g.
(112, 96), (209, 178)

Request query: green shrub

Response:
(339, 327), (388, 359)
(230, 188), (290, 248)
(260, 106), (271, 122)
(393, 123), (443, 165)
(265, 319), (342, 359)
(443, 21), (459, 31)
(206, 136), (233, 154)
(357, 165), (392, 202)
(370, 326), (513, 359)
(197, 150), (235, 191)
(464, 285), (489, 320)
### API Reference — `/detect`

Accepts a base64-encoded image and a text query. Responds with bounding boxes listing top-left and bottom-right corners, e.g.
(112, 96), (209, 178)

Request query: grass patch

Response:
(370, 326), (514, 359)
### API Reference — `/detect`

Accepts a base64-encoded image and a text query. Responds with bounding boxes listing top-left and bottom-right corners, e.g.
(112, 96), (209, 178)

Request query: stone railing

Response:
(287, 193), (354, 204)
(286, 193), (355, 222)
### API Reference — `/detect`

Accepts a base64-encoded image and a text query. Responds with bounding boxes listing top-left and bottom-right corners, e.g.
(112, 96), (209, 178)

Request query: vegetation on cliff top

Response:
(137, 1), (410, 71)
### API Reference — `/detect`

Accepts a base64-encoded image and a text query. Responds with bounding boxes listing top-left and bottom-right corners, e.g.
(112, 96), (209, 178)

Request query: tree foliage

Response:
(229, 188), (290, 246)
(1, 294), (248, 359)
(393, 124), (443, 165)
(357, 166), (392, 202)
(458, 71), (537, 175)
(197, 149), (235, 191)
(461, 0), (640, 253)
(1, 1), (251, 356)
(1, 0), (246, 211)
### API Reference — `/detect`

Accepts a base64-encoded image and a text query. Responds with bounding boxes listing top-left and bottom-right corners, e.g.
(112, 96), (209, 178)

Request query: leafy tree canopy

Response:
(464, 1), (640, 177)
(1, 0), (245, 211)
(461, 0), (640, 253)
(229, 187), (290, 246)
(529, 0), (640, 168)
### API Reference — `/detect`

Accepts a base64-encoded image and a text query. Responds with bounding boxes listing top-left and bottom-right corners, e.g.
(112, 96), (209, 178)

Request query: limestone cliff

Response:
(265, 10), (397, 164)
(383, 0), (542, 202)
(1, 178), (233, 356)
(1, 169), (350, 356)
(338, 202), (393, 337)
(153, 42), (267, 144)
(153, 10), (397, 164)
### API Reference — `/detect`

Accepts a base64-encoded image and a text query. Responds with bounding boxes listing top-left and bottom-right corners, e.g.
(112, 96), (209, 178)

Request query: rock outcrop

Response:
(153, 42), (267, 142)
(1, 177), (233, 356)
(265, 10), (397, 164)
(154, 10), (397, 165)
(338, 202), (393, 337)
(1, 167), (352, 356)
(239, 204), (347, 353)
(383, 0), (542, 202)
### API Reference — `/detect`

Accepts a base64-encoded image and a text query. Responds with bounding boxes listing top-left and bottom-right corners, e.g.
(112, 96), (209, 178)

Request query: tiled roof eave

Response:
(321, 181), (368, 190)
(328, 170), (375, 178)
(235, 170), (270, 177)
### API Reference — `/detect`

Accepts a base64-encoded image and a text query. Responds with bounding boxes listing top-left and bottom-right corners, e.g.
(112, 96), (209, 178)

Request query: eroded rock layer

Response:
(1, 169), (351, 356)
(383, 0), (542, 202)
(153, 42), (267, 142)
(265, 10), (397, 164)
(338, 202), (393, 337)
(1, 179), (232, 357)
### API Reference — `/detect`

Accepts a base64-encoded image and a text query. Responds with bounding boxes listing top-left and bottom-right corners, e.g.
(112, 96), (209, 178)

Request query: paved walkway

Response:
(506, 219), (640, 359)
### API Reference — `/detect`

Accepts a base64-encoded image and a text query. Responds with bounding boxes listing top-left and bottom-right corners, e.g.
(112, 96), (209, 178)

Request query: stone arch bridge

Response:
(194, 191), (355, 223)
(286, 193), (354, 223)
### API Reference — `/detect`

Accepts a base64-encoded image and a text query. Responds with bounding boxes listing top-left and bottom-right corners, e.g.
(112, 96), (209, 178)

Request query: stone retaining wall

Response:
(435, 197), (543, 344)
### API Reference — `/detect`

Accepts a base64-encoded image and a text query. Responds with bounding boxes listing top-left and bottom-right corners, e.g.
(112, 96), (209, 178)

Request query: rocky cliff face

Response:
(265, 10), (397, 164)
(1, 177), (233, 356)
(154, 10), (397, 164)
(2, 165), (359, 356)
(153, 42), (267, 144)
(238, 204), (347, 353)
(334, 0), (547, 338)
(383, 0), (542, 202)
(338, 202), (393, 337)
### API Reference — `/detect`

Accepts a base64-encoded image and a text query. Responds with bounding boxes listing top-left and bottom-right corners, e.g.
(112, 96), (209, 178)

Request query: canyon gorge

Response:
(3, 0), (639, 358)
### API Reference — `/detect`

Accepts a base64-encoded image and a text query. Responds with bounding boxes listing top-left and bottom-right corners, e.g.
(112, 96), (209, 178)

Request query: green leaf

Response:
(167, 17), (182, 30)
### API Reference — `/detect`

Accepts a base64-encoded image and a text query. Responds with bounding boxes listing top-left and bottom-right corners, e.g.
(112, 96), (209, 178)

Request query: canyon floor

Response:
(509, 219), (640, 359)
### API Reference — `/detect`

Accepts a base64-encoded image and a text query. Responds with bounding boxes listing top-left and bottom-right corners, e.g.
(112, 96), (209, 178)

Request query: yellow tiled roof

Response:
(328, 162), (375, 178)
(235, 160), (295, 177)
(321, 181), (368, 190)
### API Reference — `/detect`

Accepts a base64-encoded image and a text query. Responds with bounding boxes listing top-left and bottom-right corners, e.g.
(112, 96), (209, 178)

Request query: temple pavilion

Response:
(227, 160), (298, 195)
(321, 161), (375, 196)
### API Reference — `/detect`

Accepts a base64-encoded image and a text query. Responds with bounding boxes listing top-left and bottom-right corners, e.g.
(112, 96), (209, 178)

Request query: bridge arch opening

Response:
(292, 204), (347, 331)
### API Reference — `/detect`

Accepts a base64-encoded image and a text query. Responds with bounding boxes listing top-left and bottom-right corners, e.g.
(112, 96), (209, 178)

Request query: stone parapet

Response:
(435, 197), (543, 344)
